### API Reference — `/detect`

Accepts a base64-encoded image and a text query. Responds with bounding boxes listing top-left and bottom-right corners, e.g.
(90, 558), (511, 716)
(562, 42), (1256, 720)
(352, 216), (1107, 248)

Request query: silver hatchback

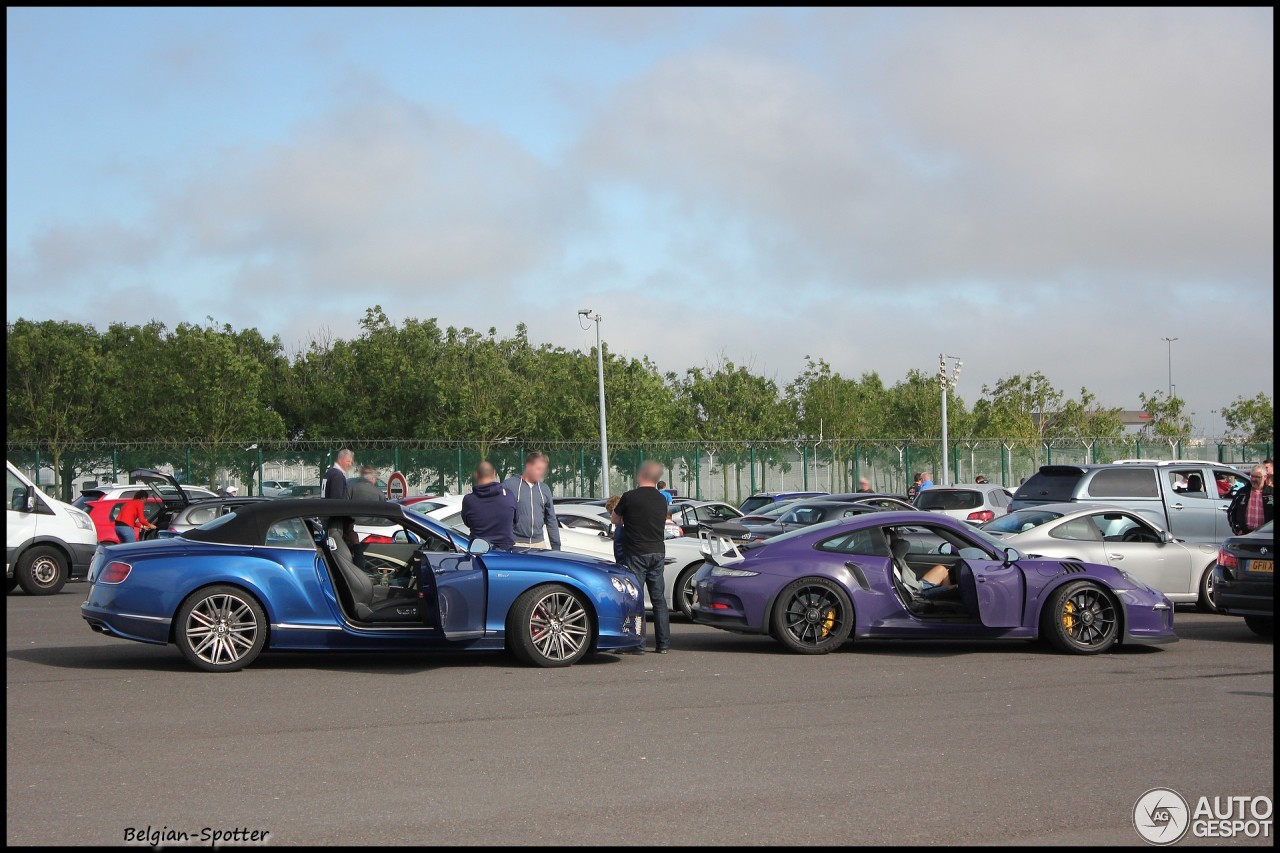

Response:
(914, 483), (1013, 524)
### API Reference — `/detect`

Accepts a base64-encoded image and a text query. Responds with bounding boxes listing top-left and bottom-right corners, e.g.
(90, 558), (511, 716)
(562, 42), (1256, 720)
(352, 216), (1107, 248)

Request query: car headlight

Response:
(710, 566), (759, 577)
(610, 576), (639, 597)
(71, 509), (94, 532)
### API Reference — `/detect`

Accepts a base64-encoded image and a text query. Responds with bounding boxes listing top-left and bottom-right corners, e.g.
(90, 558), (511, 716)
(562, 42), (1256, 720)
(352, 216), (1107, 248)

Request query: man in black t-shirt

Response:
(612, 460), (672, 654)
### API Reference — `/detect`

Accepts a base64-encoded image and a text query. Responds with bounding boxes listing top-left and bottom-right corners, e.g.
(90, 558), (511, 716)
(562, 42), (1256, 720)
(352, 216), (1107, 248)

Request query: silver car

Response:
(914, 483), (1013, 524)
(980, 502), (1220, 611)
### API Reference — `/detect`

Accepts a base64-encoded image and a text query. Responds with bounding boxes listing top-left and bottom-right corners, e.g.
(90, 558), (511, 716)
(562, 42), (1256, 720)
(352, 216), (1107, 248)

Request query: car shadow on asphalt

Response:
(6, 644), (627, 675)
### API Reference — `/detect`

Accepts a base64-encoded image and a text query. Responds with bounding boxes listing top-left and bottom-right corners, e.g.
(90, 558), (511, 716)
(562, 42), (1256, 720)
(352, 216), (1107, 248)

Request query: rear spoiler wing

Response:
(698, 528), (746, 567)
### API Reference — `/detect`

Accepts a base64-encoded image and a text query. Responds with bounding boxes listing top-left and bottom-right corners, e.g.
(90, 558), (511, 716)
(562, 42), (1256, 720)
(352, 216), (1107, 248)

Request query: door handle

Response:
(1170, 503), (1183, 510)
(1110, 554), (1124, 561)
(1218, 506), (1229, 512)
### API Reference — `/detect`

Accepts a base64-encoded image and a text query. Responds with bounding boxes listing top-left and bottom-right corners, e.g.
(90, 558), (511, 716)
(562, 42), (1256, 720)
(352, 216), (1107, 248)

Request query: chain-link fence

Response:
(7, 437), (1272, 505)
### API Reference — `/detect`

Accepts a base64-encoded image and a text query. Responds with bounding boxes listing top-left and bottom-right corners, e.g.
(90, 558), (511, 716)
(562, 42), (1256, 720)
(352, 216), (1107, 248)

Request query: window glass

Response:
(1093, 513), (1161, 543)
(185, 505), (220, 526)
(1213, 471), (1250, 498)
(1087, 468), (1159, 498)
(983, 509), (1063, 534)
(1049, 516), (1102, 541)
(818, 527), (891, 556)
(916, 489), (982, 510)
(1166, 469), (1208, 497)
(7, 470), (25, 511)
(264, 517), (314, 548)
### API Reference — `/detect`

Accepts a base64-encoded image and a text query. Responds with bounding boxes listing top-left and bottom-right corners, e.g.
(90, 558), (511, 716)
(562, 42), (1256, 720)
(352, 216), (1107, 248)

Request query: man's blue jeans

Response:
(626, 552), (670, 651)
(114, 524), (137, 544)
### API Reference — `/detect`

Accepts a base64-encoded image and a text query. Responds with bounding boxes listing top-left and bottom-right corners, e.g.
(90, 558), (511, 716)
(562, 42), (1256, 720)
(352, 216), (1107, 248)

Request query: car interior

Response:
(881, 524), (987, 619)
(289, 515), (459, 625)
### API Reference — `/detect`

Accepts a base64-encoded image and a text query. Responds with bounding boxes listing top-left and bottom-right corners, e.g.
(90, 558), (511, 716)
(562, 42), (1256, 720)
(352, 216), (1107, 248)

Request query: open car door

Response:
(128, 468), (191, 534)
(957, 553), (1025, 628)
(417, 549), (486, 640)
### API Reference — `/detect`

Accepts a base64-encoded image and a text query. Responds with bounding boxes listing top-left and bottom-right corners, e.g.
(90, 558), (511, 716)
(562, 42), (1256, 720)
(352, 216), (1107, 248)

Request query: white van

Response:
(6, 460), (98, 595)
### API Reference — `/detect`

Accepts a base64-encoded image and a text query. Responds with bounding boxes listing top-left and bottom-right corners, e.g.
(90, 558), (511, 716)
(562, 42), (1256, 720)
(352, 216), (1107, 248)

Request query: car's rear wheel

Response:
(771, 578), (853, 655)
(1243, 615), (1273, 639)
(674, 563), (702, 620)
(16, 546), (68, 595)
(174, 585), (267, 672)
(508, 584), (593, 668)
(1195, 564), (1220, 613)
(1042, 581), (1119, 655)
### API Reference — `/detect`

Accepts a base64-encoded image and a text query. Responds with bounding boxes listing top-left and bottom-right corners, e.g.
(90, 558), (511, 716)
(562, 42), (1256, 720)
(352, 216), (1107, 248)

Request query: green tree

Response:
(1138, 390), (1194, 444)
(1220, 393), (1273, 445)
(5, 320), (106, 499)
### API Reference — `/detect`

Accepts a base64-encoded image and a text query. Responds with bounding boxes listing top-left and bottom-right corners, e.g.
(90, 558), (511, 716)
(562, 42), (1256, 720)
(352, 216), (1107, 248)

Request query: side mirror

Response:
(1004, 547), (1022, 565)
(938, 542), (956, 556)
(1161, 530), (1175, 544)
(468, 537), (492, 556)
(392, 529), (410, 544)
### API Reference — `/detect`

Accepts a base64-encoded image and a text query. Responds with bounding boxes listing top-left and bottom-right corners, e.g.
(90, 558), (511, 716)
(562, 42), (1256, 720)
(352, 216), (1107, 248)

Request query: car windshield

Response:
(738, 496), (773, 515)
(982, 509), (1064, 535)
(916, 489), (982, 510)
(753, 500), (800, 519)
(754, 517), (852, 548)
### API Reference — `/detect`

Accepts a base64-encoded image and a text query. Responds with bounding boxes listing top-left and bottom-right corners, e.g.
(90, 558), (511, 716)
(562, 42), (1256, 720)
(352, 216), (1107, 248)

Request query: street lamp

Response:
(1161, 337), (1178, 398)
(938, 354), (963, 487)
(579, 309), (610, 499)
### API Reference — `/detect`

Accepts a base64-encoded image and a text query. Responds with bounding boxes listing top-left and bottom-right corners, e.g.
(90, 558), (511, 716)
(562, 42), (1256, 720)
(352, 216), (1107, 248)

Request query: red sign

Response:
(387, 471), (408, 501)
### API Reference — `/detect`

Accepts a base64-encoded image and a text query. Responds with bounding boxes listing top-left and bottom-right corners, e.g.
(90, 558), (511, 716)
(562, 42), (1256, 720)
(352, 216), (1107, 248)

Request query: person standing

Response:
(974, 475), (989, 485)
(503, 451), (561, 550)
(612, 460), (671, 655)
(1265, 458), (1274, 488)
(656, 479), (674, 505)
(321, 448), (354, 500)
(348, 465), (384, 503)
(907, 473), (924, 502)
(346, 465), (385, 568)
(462, 461), (517, 551)
(919, 470), (934, 491)
(857, 477), (873, 493)
(605, 495), (626, 565)
(114, 490), (156, 543)
(1228, 465), (1274, 535)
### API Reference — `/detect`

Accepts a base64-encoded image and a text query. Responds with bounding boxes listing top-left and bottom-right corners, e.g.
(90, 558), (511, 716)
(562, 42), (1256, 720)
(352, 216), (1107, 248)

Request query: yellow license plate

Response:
(1248, 559), (1273, 574)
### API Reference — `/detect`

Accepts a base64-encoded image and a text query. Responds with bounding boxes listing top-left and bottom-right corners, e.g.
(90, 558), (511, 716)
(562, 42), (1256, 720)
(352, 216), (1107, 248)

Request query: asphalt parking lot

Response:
(6, 585), (1273, 846)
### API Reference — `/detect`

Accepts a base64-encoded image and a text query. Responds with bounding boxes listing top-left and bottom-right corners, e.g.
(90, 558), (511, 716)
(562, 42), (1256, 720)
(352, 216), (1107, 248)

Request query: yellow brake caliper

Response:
(822, 609), (836, 638)
(1062, 600), (1076, 633)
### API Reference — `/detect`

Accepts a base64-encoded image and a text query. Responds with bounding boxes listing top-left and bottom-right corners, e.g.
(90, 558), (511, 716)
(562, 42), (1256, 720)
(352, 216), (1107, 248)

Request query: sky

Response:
(6, 7), (1274, 434)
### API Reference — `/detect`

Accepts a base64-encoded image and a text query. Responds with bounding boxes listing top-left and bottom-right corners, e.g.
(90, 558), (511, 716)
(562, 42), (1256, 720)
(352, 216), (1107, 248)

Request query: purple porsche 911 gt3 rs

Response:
(691, 512), (1176, 655)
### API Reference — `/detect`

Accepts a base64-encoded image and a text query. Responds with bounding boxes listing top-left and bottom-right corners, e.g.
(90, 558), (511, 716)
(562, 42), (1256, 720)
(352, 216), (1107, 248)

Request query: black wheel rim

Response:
(1060, 588), (1117, 647)
(783, 585), (845, 646)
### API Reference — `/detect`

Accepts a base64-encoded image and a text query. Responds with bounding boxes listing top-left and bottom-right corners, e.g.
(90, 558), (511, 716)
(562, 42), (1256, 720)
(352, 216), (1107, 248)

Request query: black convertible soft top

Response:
(181, 498), (412, 547)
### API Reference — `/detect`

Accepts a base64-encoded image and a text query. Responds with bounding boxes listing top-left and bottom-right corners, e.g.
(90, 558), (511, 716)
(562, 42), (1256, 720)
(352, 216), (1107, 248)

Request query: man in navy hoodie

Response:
(461, 461), (517, 551)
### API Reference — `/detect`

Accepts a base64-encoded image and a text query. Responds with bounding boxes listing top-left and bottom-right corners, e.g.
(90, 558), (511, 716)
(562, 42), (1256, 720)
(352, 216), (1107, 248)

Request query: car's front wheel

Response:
(771, 577), (853, 655)
(1042, 581), (1119, 654)
(1243, 615), (1273, 639)
(1195, 564), (1220, 613)
(174, 585), (267, 672)
(16, 546), (68, 595)
(508, 584), (593, 668)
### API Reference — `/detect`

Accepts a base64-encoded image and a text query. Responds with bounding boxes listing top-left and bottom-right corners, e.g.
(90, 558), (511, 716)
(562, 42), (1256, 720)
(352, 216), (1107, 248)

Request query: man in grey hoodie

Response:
(502, 451), (561, 550)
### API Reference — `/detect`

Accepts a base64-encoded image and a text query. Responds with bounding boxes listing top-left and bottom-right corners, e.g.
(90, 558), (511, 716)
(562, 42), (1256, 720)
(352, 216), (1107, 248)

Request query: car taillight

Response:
(362, 534), (394, 544)
(99, 561), (132, 584)
(1218, 548), (1237, 569)
(967, 510), (995, 523)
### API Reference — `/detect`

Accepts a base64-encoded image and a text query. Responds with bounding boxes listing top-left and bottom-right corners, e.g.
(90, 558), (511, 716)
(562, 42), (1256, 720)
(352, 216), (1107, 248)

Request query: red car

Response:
(84, 497), (164, 544)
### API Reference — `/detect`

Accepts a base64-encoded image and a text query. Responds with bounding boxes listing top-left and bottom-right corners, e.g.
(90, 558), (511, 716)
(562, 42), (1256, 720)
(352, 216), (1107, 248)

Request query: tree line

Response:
(6, 308), (1274, 490)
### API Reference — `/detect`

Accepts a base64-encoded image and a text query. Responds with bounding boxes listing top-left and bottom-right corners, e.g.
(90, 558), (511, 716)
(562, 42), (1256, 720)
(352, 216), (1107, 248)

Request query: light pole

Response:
(938, 354), (963, 487)
(1161, 337), (1178, 398)
(579, 309), (610, 499)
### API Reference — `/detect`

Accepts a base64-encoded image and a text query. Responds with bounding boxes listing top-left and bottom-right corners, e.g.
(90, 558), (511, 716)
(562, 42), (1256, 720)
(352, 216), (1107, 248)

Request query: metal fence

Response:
(7, 437), (1272, 505)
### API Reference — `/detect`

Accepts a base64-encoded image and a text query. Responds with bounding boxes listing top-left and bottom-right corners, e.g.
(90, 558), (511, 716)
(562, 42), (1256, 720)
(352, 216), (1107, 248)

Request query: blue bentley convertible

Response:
(81, 499), (644, 671)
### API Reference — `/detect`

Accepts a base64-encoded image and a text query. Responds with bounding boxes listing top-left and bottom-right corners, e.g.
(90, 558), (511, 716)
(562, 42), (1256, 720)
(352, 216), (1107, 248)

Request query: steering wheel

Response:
(1121, 528), (1145, 543)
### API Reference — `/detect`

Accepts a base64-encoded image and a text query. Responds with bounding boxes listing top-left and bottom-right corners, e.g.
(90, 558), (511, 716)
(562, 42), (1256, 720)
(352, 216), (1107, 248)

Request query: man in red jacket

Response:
(114, 490), (156, 543)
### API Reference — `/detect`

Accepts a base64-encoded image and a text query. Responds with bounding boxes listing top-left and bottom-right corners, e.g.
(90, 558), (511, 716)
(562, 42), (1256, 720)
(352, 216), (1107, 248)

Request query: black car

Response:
(737, 500), (884, 542)
(1213, 521), (1273, 637)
